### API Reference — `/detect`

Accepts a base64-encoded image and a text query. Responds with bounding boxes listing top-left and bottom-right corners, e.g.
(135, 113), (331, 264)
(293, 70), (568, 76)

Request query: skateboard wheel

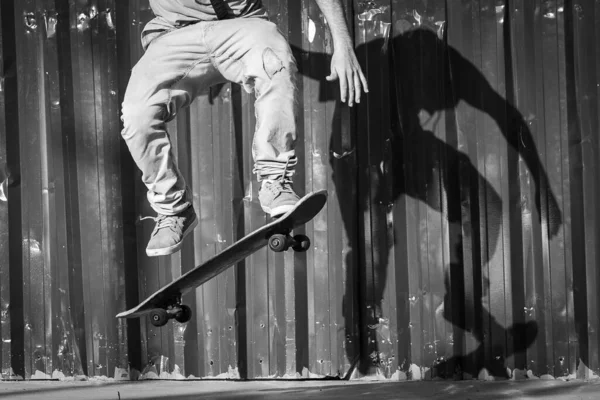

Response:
(292, 234), (311, 252)
(150, 309), (169, 327)
(175, 305), (193, 324)
(269, 234), (288, 252)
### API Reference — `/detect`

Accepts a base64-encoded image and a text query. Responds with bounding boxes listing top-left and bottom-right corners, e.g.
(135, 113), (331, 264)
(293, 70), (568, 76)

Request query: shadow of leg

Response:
(428, 133), (540, 379)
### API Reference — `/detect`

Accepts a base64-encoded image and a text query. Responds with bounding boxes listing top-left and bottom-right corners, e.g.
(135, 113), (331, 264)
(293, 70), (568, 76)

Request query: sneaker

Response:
(258, 180), (301, 218)
(144, 206), (198, 257)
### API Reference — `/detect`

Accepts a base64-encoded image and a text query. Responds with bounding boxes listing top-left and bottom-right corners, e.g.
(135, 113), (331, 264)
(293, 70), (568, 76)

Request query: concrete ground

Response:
(0, 379), (599, 400)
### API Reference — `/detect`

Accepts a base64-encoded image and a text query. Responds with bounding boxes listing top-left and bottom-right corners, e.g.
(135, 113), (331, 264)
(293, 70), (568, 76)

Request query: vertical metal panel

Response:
(41, 0), (75, 377)
(173, 109), (197, 377)
(13, 0), (51, 378)
(0, 0), (11, 379)
(103, 0), (129, 376)
(353, 0), (392, 377)
(538, 0), (570, 377)
(567, 0), (600, 378)
(113, 0), (143, 376)
(190, 94), (217, 378)
(69, 0), (101, 378)
(56, 0), (87, 378)
(237, 82), (261, 379)
(67, 0), (129, 377)
(3, 0), (25, 379)
(555, 0), (578, 377)
(446, 0), (481, 377)
(477, 0), (508, 376)
(506, 0), (534, 376)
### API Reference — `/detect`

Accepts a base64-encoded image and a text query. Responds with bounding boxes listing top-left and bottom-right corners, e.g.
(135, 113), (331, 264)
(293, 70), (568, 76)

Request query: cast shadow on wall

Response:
(293, 24), (562, 379)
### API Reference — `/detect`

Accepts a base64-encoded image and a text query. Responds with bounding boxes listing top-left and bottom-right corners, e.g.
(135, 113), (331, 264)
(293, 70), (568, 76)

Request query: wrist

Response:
(332, 34), (353, 51)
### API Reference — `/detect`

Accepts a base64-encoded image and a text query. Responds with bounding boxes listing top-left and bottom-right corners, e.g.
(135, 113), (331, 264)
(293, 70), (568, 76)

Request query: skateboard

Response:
(116, 189), (327, 327)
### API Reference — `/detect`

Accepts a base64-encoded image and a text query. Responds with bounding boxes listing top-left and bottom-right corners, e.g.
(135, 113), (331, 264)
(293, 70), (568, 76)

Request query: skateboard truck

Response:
(268, 232), (311, 252)
(149, 295), (193, 327)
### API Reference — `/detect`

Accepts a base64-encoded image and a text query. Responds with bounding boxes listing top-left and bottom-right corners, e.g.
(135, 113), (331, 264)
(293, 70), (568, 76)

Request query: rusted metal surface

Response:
(0, 0), (598, 381)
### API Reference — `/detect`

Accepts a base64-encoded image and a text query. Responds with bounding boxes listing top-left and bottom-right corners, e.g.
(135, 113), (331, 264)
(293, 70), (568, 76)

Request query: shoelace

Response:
(263, 179), (293, 196)
(140, 214), (185, 236)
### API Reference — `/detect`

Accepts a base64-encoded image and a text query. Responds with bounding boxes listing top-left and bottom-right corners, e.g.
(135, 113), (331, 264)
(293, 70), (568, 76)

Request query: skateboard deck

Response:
(116, 190), (327, 325)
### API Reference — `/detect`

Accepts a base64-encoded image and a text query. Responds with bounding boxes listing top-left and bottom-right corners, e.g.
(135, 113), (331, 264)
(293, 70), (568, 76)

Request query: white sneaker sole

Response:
(146, 217), (199, 257)
(262, 204), (295, 218)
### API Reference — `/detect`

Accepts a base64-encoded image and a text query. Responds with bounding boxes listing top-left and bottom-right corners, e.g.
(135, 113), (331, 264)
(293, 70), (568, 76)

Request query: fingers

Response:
(336, 69), (360, 107)
(329, 56), (369, 106)
(359, 69), (369, 94)
(338, 70), (348, 103)
(353, 68), (369, 105)
(348, 68), (369, 106)
(347, 72), (356, 107)
(353, 73), (362, 105)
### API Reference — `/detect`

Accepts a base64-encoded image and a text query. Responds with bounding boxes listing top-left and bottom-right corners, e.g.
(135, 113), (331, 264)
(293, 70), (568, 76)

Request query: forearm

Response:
(314, 0), (353, 49)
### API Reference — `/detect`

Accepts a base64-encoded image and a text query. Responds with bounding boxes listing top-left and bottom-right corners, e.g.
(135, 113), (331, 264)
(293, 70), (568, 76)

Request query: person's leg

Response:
(205, 18), (300, 217)
(121, 23), (225, 256)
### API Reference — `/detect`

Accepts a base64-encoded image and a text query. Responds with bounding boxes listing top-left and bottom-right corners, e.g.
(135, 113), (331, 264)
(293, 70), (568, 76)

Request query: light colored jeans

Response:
(121, 18), (297, 215)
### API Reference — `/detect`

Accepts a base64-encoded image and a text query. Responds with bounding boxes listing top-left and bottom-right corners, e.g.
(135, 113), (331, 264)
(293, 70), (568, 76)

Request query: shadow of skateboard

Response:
(116, 190), (328, 326)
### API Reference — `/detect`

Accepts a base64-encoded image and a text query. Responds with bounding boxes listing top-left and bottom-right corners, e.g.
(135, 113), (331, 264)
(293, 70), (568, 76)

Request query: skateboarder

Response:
(121, 0), (368, 257)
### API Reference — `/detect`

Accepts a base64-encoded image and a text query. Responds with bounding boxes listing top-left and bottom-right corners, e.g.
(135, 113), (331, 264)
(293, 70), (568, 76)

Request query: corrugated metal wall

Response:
(0, 0), (598, 381)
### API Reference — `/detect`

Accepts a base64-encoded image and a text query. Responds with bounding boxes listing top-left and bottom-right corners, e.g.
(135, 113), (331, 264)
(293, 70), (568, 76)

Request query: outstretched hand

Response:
(326, 45), (369, 107)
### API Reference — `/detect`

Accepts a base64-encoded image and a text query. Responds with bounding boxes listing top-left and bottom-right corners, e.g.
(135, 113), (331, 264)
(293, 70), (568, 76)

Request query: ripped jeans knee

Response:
(262, 47), (290, 78)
